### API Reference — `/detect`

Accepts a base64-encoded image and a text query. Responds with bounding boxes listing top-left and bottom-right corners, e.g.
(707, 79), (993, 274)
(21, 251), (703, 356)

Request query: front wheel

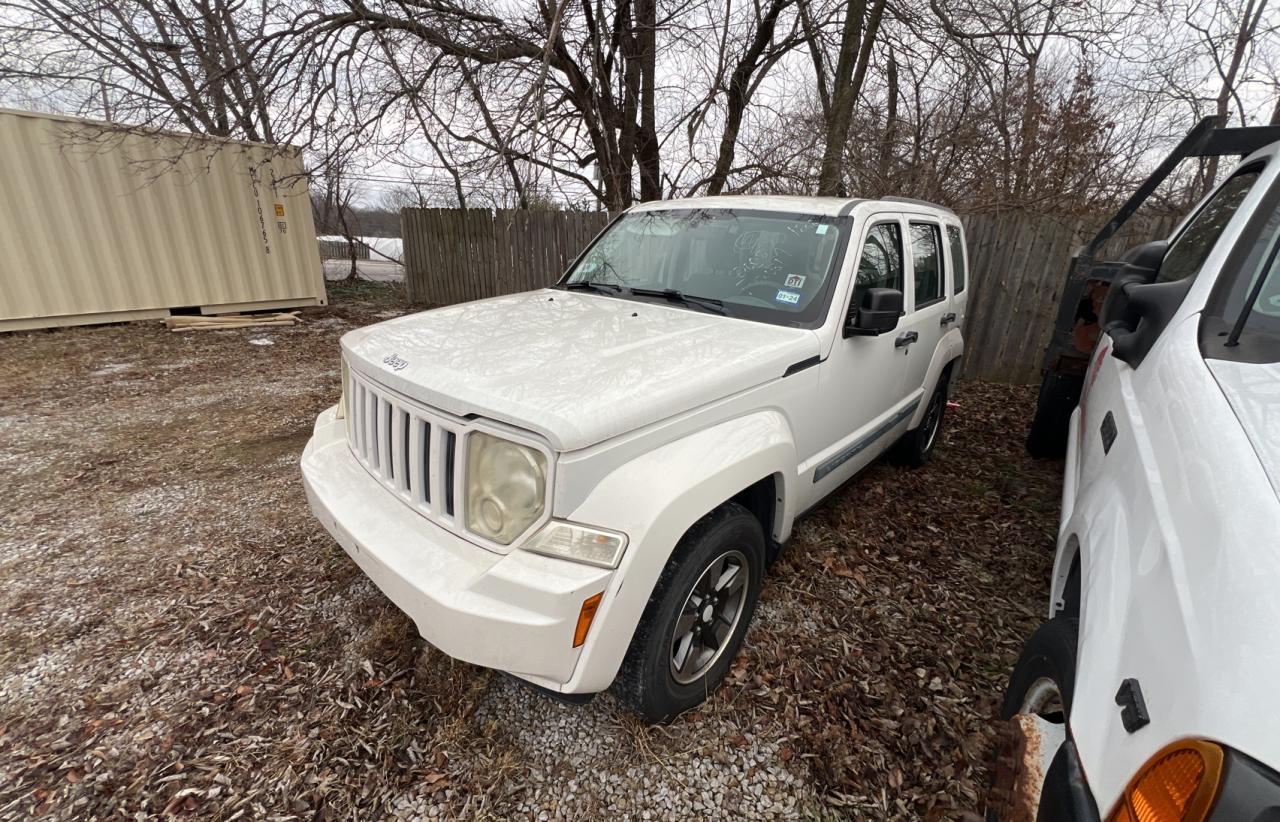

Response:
(613, 503), (765, 723)
(1000, 617), (1078, 721)
(987, 618), (1079, 821)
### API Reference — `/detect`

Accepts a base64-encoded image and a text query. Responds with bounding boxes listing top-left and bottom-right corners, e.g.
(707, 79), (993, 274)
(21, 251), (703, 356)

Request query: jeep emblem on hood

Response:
(381, 353), (409, 372)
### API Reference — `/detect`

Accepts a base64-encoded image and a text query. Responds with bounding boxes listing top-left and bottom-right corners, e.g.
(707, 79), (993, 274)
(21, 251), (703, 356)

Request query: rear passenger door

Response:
(895, 217), (952, 402)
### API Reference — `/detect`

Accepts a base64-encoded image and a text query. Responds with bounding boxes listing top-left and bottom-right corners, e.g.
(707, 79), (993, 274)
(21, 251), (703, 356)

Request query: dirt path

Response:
(0, 283), (1059, 820)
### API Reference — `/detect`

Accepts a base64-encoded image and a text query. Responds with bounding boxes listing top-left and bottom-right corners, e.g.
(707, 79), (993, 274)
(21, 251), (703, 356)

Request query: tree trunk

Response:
(1202, 0), (1267, 192)
(635, 0), (661, 201)
(816, 0), (887, 196)
(877, 48), (898, 192)
(706, 0), (791, 195)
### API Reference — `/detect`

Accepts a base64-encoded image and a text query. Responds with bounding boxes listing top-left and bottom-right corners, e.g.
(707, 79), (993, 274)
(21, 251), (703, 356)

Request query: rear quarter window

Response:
(947, 225), (966, 293)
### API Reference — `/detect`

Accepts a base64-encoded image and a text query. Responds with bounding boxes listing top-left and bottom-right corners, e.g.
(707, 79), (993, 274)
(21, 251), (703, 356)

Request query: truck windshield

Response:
(560, 208), (851, 327)
(1221, 206), (1280, 351)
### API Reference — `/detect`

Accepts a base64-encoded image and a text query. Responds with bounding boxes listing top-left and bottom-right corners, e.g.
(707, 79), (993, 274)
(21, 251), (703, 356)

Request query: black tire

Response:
(613, 503), (766, 723)
(1000, 617), (1079, 721)
(1025, 373), (1082, 460)
(891, 375), (948, 468)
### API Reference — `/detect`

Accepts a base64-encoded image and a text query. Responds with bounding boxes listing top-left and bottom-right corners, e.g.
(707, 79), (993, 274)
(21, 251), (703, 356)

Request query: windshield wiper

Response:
(627, 287), (726, 314)
(559, 280), (624, 295)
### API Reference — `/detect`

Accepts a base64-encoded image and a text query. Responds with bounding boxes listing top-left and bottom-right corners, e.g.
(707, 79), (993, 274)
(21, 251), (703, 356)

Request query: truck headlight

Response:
(524, 521), (628, 569)
(465, 432), (548, 544)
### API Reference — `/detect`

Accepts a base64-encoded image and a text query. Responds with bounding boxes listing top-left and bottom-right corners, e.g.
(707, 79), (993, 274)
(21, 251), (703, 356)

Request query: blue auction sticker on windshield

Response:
(775, 289), (801, 305)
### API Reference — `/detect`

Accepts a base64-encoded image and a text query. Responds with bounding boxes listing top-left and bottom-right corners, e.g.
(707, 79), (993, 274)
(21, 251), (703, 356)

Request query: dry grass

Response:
(0, 282), (1059, 820)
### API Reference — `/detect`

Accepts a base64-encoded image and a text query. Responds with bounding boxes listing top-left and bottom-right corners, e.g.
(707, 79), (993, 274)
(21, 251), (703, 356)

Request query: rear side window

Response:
(947, 225), (966, 293)
(910, 223), (943, 307)
(855, 222), (904, 295)
(1160, 169), (1262, 283)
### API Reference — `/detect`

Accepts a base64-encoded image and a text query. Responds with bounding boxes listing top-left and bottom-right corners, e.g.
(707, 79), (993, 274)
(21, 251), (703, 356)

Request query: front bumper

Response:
(301, 406), (613, 687)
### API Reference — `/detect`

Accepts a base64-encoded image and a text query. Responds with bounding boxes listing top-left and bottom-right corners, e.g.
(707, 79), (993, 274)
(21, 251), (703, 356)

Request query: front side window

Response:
(562, 208), (850, 327)
(911, 223), (943, 308)
(854, 222), (904, 296)
(947, 225), (966, 293)
(1160, 169), (1263, 283)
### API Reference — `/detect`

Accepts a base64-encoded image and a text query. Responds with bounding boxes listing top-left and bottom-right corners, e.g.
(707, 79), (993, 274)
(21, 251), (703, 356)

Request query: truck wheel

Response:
(1001, 617), (1078, 721)
(987, 618), (1079, 821)
(613, 503), (765, 723)
(1026, 373), (1082, 459)
(892, 380), (948, 468)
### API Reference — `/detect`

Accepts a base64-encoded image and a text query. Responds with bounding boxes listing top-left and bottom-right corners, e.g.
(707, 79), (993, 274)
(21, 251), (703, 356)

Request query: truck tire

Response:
(1001, 617), (1079, 721)
(613, 503), (765, 723)
(1026, 373), (1082, 460)
(891, 377), (948, 468)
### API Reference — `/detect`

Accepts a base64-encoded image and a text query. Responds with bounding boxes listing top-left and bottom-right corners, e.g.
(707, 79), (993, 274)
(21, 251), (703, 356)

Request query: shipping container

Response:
(0, 107), (326, 332)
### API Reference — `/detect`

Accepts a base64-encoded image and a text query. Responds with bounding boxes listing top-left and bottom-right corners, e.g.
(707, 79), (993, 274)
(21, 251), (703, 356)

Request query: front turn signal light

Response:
(573, 592), (604, 648)
(1107, 740), (1224, 822)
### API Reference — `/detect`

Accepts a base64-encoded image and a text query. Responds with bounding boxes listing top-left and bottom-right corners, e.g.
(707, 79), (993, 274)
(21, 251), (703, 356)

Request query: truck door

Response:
(896, 218), (951, 404)
(808, 215), (916, 500)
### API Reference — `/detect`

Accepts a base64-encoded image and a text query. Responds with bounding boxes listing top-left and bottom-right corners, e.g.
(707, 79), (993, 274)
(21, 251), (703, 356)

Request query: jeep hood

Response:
(340, 289), (819, 451)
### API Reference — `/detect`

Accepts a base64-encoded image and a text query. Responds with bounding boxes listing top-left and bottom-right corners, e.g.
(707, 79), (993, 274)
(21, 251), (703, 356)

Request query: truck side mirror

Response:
(1100, 240), (1187, 368)
(1100, 240), (1169, 332)
(845, 288), (903, 337)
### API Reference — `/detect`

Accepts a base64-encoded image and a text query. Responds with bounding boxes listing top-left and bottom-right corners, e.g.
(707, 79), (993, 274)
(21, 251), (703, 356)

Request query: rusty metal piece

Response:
(986, 715), (1066, 822)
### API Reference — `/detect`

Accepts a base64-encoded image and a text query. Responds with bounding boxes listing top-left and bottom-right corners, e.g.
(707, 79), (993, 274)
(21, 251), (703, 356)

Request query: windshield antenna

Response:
(1226, 237), (1280, 348)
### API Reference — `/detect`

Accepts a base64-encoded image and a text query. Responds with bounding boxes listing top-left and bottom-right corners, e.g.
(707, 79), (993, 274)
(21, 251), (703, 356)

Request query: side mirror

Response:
(845, 287), (903, 337)
(1099, 240), (1192, 368)
(1100, 240), (1169, 331)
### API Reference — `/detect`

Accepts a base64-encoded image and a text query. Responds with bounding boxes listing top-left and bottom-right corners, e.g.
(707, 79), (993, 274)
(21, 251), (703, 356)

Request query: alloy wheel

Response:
(922, 391), (944, 453)
(669, 549), (749, 684)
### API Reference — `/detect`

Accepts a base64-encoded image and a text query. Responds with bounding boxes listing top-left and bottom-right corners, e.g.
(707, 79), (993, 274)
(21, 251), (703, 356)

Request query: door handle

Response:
(895, 331), (919, 348)
(940, 312), (957, 326)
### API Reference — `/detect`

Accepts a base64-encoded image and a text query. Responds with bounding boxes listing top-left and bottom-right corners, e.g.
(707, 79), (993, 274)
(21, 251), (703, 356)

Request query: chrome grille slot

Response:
(344, 363), (471, 532)
(443, 431), (457, 517)
(398, 410), (411, 495)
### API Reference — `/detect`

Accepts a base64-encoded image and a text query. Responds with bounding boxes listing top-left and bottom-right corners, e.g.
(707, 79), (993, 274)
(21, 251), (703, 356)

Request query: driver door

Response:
(808, 215), (915, 500)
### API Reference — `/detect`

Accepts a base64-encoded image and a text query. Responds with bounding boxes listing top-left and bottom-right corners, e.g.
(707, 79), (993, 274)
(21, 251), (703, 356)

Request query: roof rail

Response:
(837, 198), (866, 216)
(880, 195), (956, 215)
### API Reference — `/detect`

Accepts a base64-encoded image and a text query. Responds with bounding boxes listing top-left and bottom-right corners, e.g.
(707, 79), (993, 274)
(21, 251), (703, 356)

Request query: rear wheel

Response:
(613, 503), (765, 723)
(892, 376), (948, 468)
(1026, 373), (1082, 459)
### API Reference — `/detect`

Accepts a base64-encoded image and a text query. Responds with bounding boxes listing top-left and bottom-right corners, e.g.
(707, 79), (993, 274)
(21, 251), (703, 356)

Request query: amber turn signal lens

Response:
(1107, 740), (1224, 822)
(573, 592), (604, 648)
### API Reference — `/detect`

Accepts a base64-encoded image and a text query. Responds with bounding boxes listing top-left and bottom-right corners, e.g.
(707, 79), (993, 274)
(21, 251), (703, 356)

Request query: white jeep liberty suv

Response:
(301, 195), (967, 722)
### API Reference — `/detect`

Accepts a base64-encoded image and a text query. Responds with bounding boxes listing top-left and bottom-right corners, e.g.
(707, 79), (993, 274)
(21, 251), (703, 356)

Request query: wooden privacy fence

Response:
(401, 206), (1178, 383)
(958, 211), (1178, 382)
(402, 209), (613, 306)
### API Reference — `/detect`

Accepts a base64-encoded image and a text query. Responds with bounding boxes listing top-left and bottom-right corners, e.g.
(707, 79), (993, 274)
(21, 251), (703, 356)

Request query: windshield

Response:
(560, 208), (851, 327)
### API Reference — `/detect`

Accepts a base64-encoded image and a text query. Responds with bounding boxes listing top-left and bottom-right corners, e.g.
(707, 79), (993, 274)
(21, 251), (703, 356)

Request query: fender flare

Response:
(557, 409), (797, 693)
(907, 328), (964, 429)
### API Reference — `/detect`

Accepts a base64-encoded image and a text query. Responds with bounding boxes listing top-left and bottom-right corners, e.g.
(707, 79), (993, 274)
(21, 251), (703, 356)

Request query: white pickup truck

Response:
(302, 195), (967, 721)
(994, 134), (1280, 819)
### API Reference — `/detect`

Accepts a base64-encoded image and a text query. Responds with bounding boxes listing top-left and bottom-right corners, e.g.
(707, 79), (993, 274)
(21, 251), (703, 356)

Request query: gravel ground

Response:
(0, 280), (1060, 820)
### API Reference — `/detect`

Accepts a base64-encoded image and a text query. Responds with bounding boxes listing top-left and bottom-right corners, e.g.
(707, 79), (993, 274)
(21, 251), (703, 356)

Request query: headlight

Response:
(337, 358), (350, 420)
(465, 432), (548, 544)
(524, 521), (628, 569)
